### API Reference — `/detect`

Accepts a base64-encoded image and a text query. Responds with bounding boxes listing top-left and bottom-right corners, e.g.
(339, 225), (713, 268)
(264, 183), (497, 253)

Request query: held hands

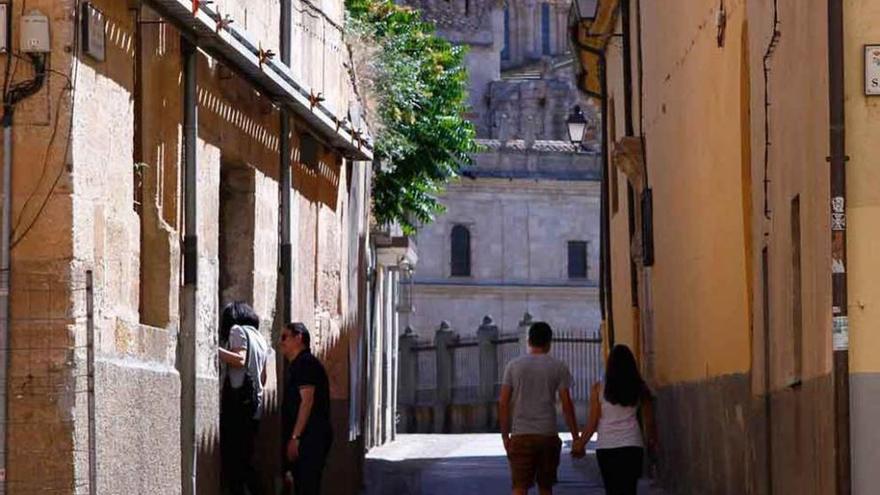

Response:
(570, 434), (588, 459)
(286, 437), (300, 462)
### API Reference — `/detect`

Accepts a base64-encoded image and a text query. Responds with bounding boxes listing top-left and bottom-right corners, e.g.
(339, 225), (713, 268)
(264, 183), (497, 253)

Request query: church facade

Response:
(402, 0), (602, 337)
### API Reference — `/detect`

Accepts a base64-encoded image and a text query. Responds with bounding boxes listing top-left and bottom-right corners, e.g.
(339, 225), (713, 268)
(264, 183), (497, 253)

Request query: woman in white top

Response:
(573, 344), (657, 495)
(218, 301), (269, 495)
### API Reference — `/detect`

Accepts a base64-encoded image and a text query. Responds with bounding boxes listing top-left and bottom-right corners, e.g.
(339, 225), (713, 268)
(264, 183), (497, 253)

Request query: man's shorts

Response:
(507, 434), (562, 489)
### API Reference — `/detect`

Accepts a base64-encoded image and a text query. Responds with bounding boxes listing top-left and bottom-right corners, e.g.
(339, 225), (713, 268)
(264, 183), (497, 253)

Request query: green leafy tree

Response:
(346, 0), (477, 234)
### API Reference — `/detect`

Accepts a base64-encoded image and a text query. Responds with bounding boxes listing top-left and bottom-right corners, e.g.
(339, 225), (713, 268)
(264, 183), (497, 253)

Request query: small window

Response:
(568, 241), (589, 279)
(451, 225), (471, 277)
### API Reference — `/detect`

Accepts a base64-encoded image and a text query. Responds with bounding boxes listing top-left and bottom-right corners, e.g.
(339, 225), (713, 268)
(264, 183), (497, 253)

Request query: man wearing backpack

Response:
(219, 302), (270, 495)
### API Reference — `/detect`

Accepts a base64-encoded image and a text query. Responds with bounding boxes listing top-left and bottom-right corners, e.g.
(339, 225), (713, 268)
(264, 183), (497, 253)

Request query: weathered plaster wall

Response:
(843, 0), (880, 492)
(597, 0), (836, 493)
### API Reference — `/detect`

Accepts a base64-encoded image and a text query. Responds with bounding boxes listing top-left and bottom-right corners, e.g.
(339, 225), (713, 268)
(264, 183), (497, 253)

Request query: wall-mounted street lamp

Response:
(396, 259), (414, 314)
(566, 105), (588, 145)
(573, 0), (599, 21)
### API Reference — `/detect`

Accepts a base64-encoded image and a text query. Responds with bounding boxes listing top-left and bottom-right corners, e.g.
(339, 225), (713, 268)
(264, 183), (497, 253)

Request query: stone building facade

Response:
(0, 0), (389, 493)
(402, 0), (602, 337)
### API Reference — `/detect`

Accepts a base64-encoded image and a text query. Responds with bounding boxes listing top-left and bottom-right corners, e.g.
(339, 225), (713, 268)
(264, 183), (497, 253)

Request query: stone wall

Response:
(407, 170), (601, 337)
(2, 0), (373, 493)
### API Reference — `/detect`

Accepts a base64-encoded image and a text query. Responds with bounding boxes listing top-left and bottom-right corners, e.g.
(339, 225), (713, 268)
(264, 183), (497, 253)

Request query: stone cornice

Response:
(413, 281), (600, 300)
(447, 177), (602, 197)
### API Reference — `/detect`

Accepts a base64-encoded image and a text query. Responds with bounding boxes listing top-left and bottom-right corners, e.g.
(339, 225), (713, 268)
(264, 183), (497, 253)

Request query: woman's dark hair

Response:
(603, 344), (647, 407)
(220, 301), (260, 342)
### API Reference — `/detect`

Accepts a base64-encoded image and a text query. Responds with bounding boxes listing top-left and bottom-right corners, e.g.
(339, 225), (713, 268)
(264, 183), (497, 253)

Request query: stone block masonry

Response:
(0, 0), (374, 493)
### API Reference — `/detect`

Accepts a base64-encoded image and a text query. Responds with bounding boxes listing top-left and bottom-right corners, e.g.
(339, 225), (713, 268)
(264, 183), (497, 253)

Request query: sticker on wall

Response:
(833, 315), (849, 351)
(866, 45), (880, 96)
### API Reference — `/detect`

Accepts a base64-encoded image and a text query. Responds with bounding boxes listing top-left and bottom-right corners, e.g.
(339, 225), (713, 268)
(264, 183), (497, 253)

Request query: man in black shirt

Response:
(279, 322), (333, 495)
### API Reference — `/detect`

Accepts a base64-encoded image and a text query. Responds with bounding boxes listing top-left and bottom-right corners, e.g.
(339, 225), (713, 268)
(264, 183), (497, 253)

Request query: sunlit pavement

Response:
(363, 434), (667, 495)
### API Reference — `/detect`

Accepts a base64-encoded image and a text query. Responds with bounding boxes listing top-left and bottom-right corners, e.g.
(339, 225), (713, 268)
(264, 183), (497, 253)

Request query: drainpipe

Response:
(0, 105), (12, 495)
(571, 25), (615, 348)
(827, 1), (850, 493)
(620, 0), (640, 315)
(179, 36), (198, 495)
(280, 0), (292, 324)
(600, 52), (614, 348)
(0, 49), (46, 494)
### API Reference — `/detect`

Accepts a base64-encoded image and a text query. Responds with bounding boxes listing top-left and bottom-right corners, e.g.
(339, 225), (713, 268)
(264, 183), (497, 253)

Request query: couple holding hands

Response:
(499, 322), (658, 495)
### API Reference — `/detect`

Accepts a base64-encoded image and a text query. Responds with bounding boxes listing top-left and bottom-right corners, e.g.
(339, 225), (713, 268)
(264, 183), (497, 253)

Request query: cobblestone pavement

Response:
(363, 434), (667, 495)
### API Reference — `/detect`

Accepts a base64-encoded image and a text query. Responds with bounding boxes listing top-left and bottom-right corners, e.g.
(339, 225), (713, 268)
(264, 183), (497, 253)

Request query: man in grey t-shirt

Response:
(499, 322), (579, 495)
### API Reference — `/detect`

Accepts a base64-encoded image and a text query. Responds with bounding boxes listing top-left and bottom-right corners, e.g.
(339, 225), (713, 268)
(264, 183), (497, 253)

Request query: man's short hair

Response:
(286, 322), (311, 348)
(528, 321), (553, 348)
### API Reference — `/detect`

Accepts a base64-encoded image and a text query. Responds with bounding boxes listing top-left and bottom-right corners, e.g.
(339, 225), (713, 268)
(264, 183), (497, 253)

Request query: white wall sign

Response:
(82, 2), (105, 62)
(866, 45), (880, 96)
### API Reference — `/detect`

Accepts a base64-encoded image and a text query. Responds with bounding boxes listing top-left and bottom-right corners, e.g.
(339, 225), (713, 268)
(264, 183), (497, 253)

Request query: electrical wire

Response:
(762, 0), (780, 220)
(10, 0), (81, 248)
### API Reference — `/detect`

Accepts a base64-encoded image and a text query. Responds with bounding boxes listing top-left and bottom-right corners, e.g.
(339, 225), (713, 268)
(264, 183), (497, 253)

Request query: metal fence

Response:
(399, 316), (604, 417)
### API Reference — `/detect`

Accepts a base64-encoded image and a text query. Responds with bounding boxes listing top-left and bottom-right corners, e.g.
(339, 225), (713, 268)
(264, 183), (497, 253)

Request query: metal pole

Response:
(180, 36), (198, 495)
(599, 52), (615, 347)
(86, 271), (96, 495)
(827, 0), (850, 493)
(0, 110), (12, 495)
(280, 0), (292, 324)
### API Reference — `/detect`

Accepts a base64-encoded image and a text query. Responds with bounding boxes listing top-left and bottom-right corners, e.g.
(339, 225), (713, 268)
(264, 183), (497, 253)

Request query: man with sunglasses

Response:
(279, 322), (332, 495)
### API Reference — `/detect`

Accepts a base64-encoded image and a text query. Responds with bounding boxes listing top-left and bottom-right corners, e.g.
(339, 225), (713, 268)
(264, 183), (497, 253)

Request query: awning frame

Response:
(145, 0), (373, 161)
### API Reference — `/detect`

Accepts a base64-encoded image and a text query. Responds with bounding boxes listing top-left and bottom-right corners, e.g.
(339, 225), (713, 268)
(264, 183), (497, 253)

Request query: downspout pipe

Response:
(570, 29), (615, 347)
(827, 0), (850, 493)
(180, 36), (198, 495)
(280, 0), (292, 324)
(599, 52), (614, 348)
(621, 0), (639, 312)
(0, 109), (12, 495)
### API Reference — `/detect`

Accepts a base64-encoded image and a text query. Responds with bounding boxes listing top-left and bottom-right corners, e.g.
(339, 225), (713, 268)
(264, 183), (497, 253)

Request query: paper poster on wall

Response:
(833, 315), (849, 351)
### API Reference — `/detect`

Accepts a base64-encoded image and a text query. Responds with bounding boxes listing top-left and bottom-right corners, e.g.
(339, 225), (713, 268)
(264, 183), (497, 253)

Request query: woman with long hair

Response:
(573, 344), (657, 495)
(218, 301), (269, 495)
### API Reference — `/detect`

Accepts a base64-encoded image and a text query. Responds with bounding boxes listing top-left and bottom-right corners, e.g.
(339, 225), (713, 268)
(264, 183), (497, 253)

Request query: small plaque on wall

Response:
(866, 45), (880, 95)
(82, 2), (105, 62)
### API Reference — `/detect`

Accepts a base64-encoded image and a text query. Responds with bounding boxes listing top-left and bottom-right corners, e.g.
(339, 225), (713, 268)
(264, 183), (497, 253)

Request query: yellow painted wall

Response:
(845, 0), (880, 374)
(604, 27), (637, 351)
(745, 0), (832, 391)
(636, 0), (752, 384)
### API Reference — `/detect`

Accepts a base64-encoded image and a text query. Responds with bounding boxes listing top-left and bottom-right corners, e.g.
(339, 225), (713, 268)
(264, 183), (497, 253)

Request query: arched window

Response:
(450, 225), (471, 277)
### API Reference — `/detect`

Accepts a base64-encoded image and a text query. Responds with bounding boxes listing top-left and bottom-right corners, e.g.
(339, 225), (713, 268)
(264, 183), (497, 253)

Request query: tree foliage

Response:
(346, 0), (477, 234)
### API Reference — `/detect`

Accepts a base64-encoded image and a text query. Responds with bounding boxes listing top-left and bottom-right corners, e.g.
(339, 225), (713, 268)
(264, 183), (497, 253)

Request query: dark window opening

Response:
(451, 225), (471, 277)
(501, 8), (510, 61)
(541, 3), (551, 55)
(568, 241), (589, 279)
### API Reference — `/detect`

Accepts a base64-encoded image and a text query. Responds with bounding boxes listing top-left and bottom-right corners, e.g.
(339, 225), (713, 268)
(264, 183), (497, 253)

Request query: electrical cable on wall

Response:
(9, 0), (82, 249)
(762, 0), (780, 221)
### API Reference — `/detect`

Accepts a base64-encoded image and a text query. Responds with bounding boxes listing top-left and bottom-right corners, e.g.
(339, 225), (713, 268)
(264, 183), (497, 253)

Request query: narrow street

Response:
(363, 434), (667, 494)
